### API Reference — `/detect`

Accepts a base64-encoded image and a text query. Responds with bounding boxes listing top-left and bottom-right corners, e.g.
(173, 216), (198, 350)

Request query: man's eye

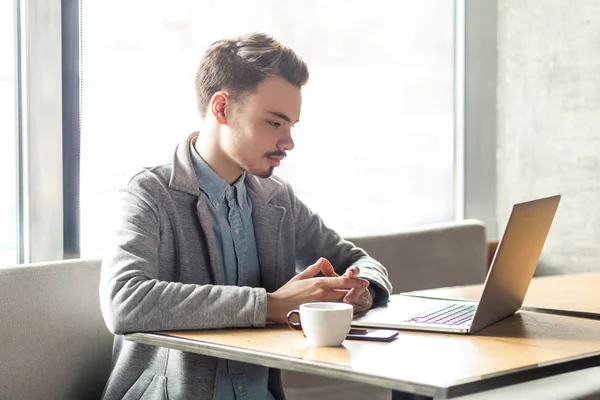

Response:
(267, 121), (281, 128)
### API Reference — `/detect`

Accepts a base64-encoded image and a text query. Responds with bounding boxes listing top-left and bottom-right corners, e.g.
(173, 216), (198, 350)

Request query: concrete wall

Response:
(497, 1), (600, 274)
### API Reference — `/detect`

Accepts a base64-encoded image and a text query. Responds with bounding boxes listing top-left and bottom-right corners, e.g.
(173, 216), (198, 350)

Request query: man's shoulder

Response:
(125, 163), (173, 199)
(128, 163), (171, 183)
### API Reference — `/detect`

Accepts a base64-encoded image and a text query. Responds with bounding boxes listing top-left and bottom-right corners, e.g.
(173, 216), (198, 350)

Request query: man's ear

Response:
(210, 91), (228, 125)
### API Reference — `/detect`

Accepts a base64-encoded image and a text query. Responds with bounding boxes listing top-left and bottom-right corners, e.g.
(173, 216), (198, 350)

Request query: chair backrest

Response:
(347, 219), (488, 293)
(0, 259), (113, 400)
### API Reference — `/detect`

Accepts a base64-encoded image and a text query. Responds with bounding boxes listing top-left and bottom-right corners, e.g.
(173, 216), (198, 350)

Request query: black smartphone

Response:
(345, 328), (399, 342)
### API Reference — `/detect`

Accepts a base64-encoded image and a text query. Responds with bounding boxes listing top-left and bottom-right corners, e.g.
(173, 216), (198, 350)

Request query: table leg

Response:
(392, 390), (434, 400)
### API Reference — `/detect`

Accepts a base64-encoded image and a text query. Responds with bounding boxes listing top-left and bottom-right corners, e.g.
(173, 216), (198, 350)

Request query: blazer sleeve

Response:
(99, 181), (267, 334)
(285, 181), (392, 306)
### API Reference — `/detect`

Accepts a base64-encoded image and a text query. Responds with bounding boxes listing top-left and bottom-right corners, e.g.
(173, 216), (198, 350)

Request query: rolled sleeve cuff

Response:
(366, 280), (389, 308)
(252, 287), (268, 327)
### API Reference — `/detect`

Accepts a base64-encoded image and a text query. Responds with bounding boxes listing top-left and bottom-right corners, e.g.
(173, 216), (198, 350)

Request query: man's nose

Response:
(278, 130), (295, 151)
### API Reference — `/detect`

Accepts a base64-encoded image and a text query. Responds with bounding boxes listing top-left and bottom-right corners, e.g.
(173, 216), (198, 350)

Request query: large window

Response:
(0, 0), (17, 265)
(81, 1), (455, 257)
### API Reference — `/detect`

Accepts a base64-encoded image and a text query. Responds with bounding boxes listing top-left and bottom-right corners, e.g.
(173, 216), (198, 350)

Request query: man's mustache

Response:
(265, 150), (286, 158)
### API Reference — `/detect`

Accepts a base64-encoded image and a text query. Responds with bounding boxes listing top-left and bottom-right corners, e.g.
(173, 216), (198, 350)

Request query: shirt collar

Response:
(189, 139), (248, 208)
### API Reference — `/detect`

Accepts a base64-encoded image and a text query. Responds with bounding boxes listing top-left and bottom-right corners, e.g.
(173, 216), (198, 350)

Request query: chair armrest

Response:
(447, 366), (600, 399)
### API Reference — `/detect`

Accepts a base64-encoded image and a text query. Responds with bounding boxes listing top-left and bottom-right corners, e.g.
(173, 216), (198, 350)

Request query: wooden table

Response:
(126, 302), (600, 399)
(404, 272), (600, 319)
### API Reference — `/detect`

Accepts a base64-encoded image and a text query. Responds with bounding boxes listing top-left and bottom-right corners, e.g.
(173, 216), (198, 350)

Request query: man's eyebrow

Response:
(267, 111), (299, 124)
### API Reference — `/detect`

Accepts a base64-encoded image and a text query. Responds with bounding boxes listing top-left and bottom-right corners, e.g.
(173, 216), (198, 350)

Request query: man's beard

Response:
(255, 166), (275, 179)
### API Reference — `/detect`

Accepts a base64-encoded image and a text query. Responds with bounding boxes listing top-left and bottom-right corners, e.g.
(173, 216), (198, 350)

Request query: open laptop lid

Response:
(469, 195), (561, 332)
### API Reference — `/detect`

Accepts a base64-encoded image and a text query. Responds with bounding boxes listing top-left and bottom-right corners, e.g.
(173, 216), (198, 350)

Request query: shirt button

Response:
(233, 228), (239, 234)
(238, 384), (244, 392)
(227, 188), (233, 195)
(215, 201), (220, 208)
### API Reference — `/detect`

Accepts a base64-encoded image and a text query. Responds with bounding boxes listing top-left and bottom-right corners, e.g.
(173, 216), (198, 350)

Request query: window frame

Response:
(14, 0), (498, 262)
(15, 0), (64, 263)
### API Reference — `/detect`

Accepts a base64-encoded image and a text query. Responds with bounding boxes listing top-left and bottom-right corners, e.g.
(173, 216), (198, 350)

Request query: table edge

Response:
(125, 330), (600, 398)
(125, 332), (444, 398)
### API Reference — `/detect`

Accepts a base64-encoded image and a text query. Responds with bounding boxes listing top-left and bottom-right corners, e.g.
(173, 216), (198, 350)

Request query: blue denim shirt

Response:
(190, 142), (275, 400)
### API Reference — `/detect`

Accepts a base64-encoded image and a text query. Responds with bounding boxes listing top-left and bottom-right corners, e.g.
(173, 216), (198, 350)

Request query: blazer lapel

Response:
(247, 178), (286, 293)
(196, 196), (223, 284)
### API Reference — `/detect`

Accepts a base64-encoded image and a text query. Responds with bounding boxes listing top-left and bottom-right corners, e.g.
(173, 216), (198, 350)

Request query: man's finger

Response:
(321, 289), (348, 303)
(294, 258), (324, 280)
(319, 258), (338, 278)
(343, 287), (358, 304)
(342, 266), (360, 278)
(343, 287), (367, 305)
(319, 276), (369, 290)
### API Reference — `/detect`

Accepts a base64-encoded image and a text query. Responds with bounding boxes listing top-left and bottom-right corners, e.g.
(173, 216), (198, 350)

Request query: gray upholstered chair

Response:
(347, 219), (489, 293)
(284, 219), (489, 400)
(445, 366), (600, 400)
(0, 259), (113, 399)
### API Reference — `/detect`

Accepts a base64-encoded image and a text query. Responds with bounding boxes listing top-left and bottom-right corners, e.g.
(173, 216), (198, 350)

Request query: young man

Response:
(99, 32), (392, 400)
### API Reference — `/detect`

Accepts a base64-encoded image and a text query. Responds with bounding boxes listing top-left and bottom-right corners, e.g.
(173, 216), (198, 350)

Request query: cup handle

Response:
(286, 310), (302, 331)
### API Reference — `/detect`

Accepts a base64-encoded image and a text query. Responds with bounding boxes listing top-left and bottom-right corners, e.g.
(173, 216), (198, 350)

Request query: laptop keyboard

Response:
(405, 303), (476, 326)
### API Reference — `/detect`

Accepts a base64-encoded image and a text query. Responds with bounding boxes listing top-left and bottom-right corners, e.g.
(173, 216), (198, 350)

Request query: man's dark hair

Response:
(195, 32), (310, 118)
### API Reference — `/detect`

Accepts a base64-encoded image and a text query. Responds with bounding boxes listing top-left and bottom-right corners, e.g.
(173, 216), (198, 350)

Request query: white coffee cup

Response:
(286, 302), (353, 346)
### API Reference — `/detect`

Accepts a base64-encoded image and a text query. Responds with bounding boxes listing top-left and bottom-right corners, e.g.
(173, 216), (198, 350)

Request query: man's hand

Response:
(266, 258), (369, 323)
(320, 263), (375, 314)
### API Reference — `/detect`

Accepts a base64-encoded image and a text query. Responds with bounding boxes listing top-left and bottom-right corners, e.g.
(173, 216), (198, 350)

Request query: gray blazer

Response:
(99, 133), (392, 400)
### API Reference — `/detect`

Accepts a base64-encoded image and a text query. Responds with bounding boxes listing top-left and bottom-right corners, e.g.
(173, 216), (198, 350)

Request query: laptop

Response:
(352, 195), (561, 334)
